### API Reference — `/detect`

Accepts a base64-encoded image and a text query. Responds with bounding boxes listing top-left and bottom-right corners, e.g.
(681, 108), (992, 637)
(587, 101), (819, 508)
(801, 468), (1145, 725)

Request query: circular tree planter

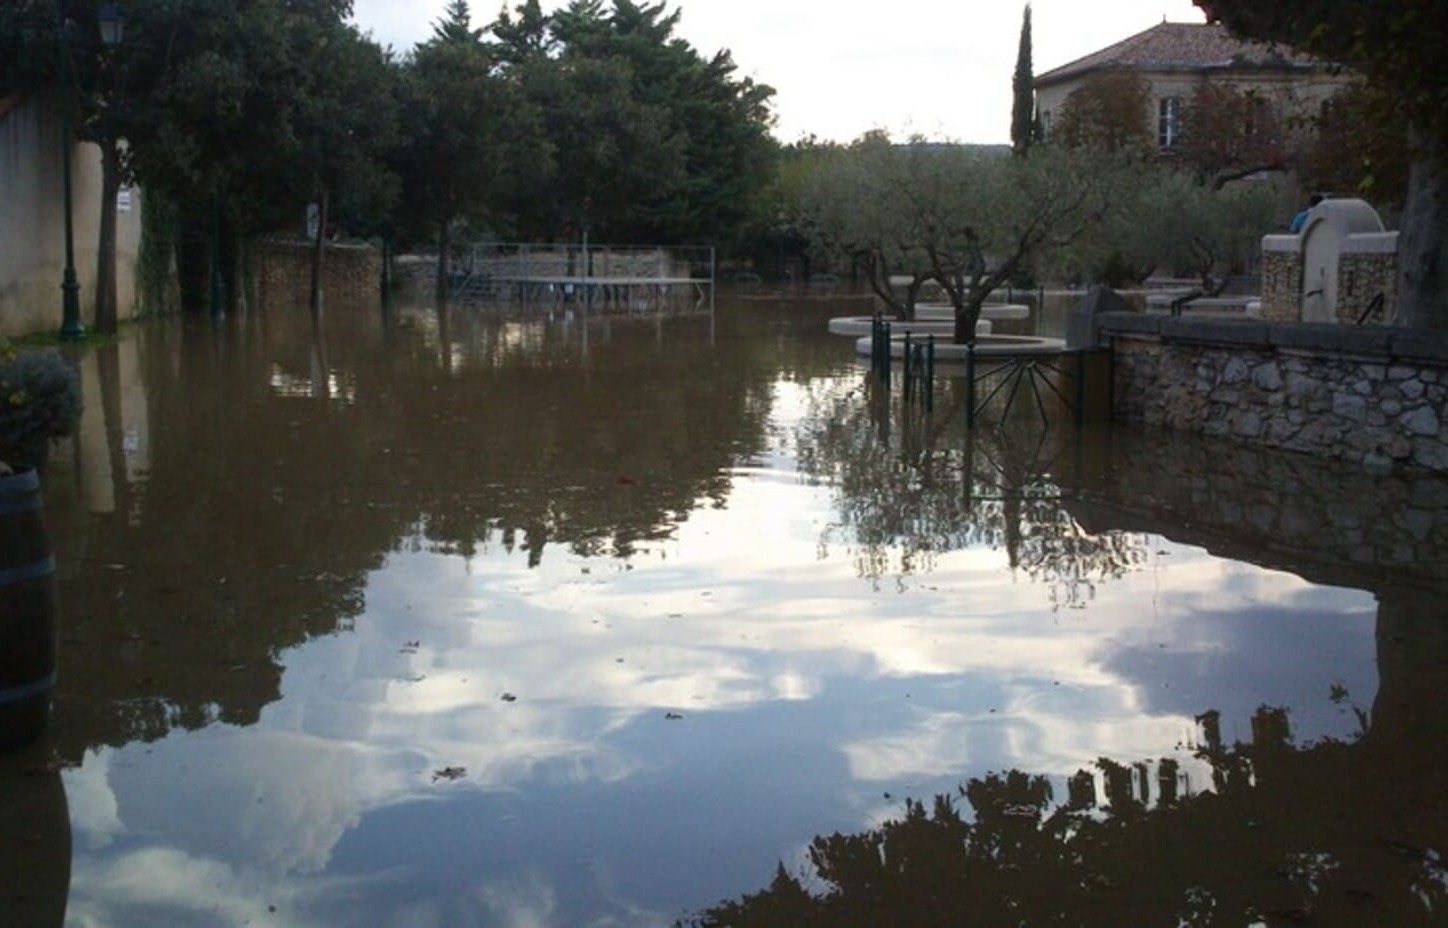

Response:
(852, 333), (1067, 359)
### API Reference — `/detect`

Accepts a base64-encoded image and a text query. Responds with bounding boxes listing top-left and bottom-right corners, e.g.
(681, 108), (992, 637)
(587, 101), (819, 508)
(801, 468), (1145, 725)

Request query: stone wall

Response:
(1337, 250), (1396, 324)
(1257, 247), (1301, 322)
(1062, 426), (1448, 592)
(1099, 313), (1448, 472)
(251, 239), (382, 314)
(1259, 204), (1399, 326)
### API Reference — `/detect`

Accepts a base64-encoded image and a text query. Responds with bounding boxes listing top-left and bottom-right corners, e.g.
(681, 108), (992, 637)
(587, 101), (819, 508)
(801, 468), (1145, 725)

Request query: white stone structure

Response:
(1260, 198), (1398, 325)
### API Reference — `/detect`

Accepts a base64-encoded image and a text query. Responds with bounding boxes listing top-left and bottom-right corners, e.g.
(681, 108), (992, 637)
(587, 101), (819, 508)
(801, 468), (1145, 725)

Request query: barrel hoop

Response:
(0, 670), (57, 707)
(0, 555), (55, 587)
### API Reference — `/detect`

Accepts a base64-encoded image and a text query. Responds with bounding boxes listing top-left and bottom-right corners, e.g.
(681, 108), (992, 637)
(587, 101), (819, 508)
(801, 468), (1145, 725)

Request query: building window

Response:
(1158, 97), (1181, 149)
(1040, 109), (1052, 140)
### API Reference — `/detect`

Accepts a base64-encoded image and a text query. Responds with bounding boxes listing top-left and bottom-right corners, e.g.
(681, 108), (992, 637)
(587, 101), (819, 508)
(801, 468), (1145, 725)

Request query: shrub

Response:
(0, 339), (82, 473)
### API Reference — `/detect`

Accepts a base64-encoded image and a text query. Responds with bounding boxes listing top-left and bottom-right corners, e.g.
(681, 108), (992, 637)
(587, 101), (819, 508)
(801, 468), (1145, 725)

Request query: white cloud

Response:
(350, 0), (1207, 143)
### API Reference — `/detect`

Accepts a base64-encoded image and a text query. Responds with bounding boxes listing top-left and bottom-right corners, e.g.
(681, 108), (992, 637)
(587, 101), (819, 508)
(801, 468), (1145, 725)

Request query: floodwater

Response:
(5, 291), (1447, 926)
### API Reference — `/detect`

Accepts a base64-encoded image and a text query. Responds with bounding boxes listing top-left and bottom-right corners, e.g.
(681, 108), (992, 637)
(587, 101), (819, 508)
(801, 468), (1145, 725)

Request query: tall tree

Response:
(495, 0), (775, 245)
(1053, 71), (1154, 157)
(1010, 4), (1036, 157)
(1193, 0), (1448, 330)
(1177, 83), (1291, 187)
(396, 5), (551, 302)
(801, 140), (1126, 343)
(1300, 79), (1411, 215)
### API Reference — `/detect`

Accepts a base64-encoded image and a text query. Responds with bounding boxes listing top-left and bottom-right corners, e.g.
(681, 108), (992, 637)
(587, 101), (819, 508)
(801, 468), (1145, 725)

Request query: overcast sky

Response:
(350, 0), (1207, 144)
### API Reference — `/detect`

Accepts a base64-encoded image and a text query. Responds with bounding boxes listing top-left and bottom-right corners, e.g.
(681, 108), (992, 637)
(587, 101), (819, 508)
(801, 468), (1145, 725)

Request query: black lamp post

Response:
(56, 2), (124, 342)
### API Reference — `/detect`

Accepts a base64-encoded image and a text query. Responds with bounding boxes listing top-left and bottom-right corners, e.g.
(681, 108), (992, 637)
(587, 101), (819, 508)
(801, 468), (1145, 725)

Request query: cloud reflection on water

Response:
(48, 305), (1403, 927)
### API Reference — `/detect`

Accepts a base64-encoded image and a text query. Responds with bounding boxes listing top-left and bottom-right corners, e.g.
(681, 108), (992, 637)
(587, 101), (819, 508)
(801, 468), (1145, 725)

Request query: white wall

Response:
(0, 93), (143, 337)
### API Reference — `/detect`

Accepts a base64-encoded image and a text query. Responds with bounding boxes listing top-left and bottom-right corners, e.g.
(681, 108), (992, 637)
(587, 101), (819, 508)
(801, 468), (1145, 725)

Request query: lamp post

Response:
(56, 2), (124, 342)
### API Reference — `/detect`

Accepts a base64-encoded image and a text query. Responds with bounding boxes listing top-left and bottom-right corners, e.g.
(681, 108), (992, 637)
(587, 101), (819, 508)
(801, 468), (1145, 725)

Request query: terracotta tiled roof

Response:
(1036, 22), (1320, 87)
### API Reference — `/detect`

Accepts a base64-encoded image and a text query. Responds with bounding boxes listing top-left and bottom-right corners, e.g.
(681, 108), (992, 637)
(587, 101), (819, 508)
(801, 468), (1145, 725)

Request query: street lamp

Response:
(97, 4), (124, 45)
(57, 2), (124, 342)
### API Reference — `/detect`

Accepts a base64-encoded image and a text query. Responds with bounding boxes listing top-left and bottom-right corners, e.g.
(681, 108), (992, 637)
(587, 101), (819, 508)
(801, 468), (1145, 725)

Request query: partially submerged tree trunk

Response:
(1395, 131), (1448, 332)
(310, 189), (329, 317)
(435, 220), (452, 308)
(93, 138), (122, 335)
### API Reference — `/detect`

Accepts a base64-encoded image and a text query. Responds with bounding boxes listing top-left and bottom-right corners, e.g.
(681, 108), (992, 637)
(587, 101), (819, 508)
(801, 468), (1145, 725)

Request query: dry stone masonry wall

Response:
(1099, 314), (1448, 473)
(252, 239), (382, 313)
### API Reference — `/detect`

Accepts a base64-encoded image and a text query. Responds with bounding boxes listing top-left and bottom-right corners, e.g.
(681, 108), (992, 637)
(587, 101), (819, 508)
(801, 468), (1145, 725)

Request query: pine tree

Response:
(433, 0), (480, 44)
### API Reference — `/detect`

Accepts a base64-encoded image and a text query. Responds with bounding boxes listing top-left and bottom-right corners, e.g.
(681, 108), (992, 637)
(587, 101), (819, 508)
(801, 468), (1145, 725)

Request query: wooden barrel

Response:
(0, 470), (58, 751)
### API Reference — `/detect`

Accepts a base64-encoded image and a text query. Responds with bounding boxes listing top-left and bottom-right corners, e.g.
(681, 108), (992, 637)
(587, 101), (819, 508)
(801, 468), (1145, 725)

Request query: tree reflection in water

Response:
(703, 402), (1448, 926)
(686, 693), (1448, 927)
(799, 376), (1146, 607)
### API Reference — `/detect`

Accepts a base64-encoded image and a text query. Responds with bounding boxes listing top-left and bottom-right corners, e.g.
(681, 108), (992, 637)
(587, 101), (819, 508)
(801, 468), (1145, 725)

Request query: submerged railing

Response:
(867, 319), (1112, 429)
(447, 242), (716, 313)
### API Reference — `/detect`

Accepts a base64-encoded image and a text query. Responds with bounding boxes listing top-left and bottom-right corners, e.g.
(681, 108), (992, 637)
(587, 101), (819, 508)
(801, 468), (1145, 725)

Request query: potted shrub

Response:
(0, 337), (81, 750)
(0, 339), (82, 477)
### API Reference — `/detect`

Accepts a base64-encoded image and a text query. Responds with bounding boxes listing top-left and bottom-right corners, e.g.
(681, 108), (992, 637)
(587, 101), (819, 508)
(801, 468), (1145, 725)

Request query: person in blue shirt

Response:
(1289, 193), (1324, 233)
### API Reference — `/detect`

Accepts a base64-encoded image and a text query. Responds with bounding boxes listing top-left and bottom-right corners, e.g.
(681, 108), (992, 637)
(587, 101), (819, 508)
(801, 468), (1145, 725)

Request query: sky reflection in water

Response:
(26, 295), (1430, 927)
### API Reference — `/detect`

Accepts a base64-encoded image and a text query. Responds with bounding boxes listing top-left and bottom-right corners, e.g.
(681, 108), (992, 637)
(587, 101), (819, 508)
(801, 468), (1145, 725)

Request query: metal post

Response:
(56, 15), (85, 341)
(874, 321), (886, 387)
(967, 341), (978, 428)
(1074, 349), (1086, 426)
(926, 335), (935, 413)
(903, 333), (914, 402)
(582, 226), (591, 316)
(1107, 340), (1117, 423)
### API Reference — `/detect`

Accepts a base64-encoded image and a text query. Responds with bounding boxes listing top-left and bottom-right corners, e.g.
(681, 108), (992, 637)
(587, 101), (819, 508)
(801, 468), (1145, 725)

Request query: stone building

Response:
(1033, 21), (1351, 156)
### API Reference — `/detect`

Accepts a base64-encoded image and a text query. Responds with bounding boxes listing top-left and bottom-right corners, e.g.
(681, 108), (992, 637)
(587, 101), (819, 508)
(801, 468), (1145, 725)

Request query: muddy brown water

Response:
(12, 289), (1446, 926)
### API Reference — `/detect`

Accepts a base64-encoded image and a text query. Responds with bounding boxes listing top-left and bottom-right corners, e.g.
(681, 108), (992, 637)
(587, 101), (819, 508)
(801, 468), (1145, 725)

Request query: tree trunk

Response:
(93, 138), (121, 335)
(310, 189), (329, 318)
(1394, 131), (1448, 332)
(952, 288), (985, 345)
(435, 221), (451, 308)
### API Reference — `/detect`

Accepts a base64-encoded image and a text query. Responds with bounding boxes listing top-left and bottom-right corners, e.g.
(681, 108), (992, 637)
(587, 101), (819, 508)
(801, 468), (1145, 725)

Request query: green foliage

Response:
(0, 342), (82, 473)
(1300, 79), (1412, 215)
(1010, 4), (1036, 156)
(3, 0), (774, 310)
(800, 138), (1127, 340)
(1177, 83), (1291, 183)
(136, 186), (180, 316)
(394, 13), (551, 263)
(1046, 160), (1277, 290)
(499, 0), (776, 245)
(1140, 170), (1278, 289)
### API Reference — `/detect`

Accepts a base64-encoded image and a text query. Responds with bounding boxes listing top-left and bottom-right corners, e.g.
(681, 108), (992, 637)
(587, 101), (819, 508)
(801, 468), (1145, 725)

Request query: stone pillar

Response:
(1259, 236), (1302, 322)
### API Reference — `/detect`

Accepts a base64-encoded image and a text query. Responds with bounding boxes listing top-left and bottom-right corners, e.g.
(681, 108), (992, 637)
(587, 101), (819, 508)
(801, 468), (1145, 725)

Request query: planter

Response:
(0, 469), (58, 751)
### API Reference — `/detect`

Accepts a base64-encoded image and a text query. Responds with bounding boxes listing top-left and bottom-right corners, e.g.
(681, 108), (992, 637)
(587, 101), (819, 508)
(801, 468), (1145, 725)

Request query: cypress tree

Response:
(1010, 4), (1035, 157)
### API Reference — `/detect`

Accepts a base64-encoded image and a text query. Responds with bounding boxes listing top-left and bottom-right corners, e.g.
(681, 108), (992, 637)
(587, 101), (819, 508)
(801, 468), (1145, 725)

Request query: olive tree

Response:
(1047, 163), (1278, 293)
(801, 138), (1126, 343)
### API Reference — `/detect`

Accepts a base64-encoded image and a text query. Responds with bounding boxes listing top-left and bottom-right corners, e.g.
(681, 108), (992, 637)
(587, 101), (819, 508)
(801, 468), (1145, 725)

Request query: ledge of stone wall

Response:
(1097, 312), (1448, 365)
(1096, 312), (1448, 472)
